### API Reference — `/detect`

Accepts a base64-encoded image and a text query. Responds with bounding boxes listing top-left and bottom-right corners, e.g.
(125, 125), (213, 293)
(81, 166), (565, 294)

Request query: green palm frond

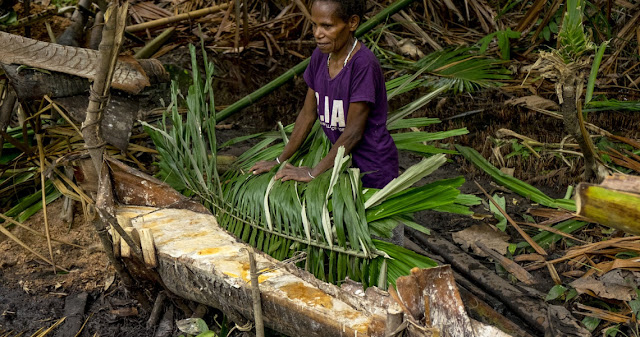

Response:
(145, 46), (480, 289)
(411, 48), (511, 93)
(384, 48), (510, 124)
(585, 100), (640, 112)
(557, 0), (595, 62)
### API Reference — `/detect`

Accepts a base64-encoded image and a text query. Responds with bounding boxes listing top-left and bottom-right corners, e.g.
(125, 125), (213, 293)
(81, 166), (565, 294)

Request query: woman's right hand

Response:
(250, 160), (279, 175)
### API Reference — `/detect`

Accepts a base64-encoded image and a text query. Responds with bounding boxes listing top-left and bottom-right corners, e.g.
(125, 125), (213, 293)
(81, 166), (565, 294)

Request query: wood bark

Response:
(600, 173), (640, 194)
(560, 75), (606, 182)
(0, 31), (165, 94)
(403, 239), (535, 337)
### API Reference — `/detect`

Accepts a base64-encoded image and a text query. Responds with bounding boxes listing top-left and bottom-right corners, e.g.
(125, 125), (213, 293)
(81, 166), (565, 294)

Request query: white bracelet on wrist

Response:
(308, 170), (315, 179)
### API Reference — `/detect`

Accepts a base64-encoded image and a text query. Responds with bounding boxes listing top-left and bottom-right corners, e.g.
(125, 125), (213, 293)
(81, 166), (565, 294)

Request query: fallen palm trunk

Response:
(406, 228), (590, 336)
(0, 31), (167, 94)
(576, 174), (640, 235)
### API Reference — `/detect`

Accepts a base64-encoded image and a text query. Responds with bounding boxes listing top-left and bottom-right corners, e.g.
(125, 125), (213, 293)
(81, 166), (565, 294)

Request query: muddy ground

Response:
(1, 30), (636, 337)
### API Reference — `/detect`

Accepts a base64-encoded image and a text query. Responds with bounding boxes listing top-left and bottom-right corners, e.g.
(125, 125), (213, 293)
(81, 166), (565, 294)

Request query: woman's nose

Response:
(313, 27), (324, 39)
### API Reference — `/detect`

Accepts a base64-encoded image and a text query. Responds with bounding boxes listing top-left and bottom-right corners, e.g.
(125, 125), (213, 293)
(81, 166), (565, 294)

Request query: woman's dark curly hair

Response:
(312, 0), (366, 22)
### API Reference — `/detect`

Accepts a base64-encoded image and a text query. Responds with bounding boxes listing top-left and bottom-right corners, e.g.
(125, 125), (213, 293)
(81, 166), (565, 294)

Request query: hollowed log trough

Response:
(79, 158), (509, 337)
(117, 205), (388, 337)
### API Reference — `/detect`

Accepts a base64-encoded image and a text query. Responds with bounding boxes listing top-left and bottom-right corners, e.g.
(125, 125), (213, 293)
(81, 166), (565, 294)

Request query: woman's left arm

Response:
(275, 101), (369, 182)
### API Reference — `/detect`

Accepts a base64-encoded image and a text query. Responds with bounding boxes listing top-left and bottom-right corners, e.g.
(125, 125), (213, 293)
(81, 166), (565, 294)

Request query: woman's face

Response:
(310, 1), (357, 54)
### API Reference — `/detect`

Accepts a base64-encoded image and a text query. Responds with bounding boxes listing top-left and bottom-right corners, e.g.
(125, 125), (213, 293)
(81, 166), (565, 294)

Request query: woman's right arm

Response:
(251, 87), (317, 174)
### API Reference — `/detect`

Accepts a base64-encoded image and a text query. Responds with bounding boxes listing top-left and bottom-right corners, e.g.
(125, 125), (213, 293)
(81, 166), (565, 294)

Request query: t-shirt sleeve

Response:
(303, 50), (318, 91)
(350, 62), (378, 104)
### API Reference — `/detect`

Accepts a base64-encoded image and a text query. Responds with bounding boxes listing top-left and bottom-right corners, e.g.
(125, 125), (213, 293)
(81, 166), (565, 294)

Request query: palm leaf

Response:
(145, 46), (474, 289)
(557, 0), (595, 62)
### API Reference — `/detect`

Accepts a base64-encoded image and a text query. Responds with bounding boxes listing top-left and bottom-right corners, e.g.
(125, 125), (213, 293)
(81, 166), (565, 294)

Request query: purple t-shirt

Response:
(303, 44), (398, 189)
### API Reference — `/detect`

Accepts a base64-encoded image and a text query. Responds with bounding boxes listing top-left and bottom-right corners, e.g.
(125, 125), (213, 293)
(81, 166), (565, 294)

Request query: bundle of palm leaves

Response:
(143, 43), (509, 288)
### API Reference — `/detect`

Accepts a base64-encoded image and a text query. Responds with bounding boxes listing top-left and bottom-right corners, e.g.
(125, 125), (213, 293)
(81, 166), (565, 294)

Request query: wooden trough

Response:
(78, 157), (512, 337)
(111, 205), (510, 337)
(116, 205), (389, 337)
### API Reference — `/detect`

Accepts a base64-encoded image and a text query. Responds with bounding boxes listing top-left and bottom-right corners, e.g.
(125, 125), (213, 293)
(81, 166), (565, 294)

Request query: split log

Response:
(140, 228), (158, 268)
(0, 31), (167, 94)
(119, 205), (389, 337)
(576, 175), (640, 236)
(114, 204), (512, 337)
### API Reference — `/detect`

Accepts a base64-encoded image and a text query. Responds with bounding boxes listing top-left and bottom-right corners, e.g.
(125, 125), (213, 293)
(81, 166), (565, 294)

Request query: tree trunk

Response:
(560, 75), (605, 182)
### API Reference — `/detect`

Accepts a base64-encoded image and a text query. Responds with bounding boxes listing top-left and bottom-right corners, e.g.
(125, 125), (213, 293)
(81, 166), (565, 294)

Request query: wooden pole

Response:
(81, 1), (140, 287)
(125, 4), (230, 33)
(248, 250), (265, 337)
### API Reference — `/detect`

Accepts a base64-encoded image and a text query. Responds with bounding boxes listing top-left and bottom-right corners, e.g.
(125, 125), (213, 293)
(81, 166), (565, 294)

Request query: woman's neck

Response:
(331, 35), (356, 62)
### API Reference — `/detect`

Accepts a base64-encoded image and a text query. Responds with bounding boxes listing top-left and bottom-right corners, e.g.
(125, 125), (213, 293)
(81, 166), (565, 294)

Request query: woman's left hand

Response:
(275, 163), (314, 183)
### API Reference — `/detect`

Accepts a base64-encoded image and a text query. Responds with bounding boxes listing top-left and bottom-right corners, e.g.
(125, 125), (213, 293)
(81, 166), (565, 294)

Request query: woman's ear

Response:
(348, 14), (360, 32)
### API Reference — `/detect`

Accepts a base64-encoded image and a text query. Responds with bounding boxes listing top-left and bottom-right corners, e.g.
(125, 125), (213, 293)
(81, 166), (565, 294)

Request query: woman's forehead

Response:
(311, 1), (345, 22)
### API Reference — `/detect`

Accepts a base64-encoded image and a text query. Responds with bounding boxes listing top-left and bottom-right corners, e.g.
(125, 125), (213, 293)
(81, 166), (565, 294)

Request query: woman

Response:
(251, 0), (398, 189)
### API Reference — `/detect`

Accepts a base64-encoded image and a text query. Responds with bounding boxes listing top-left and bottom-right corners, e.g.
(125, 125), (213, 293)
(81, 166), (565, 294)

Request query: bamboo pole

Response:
(576, 183), (640, 236)
(134, 27), (175, 59)
(248, 249), (265, 337)
(216, 0), (420, 122)
(125, 3), (230, 33)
